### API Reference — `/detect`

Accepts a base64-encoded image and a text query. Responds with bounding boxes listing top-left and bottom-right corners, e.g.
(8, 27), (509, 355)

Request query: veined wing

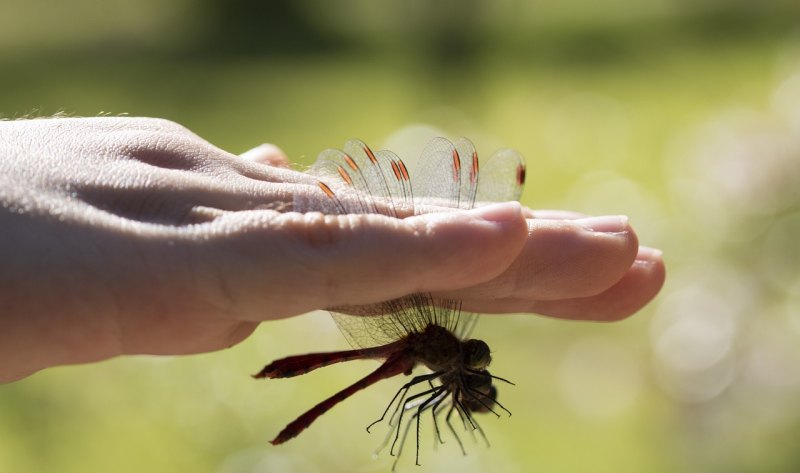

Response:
(306, 138), (526, 349)
(412, 137), (525, 210)
(475, 147), (526, 204)
(310, 139), (412, 217)
(412, 137), (478, 210)
(329, 295), (466, 350)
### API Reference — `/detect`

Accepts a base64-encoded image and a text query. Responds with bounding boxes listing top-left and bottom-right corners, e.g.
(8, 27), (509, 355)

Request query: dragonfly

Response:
(255, 137), (526, 469)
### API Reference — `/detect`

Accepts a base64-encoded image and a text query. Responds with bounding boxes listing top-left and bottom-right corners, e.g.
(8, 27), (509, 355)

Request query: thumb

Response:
(202, 202), (528, 320)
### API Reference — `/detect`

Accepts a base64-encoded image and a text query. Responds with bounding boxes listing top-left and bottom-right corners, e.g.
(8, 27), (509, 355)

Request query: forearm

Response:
(0, 210), (123, 382)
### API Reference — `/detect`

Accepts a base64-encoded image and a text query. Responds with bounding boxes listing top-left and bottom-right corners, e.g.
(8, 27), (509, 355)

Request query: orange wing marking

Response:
(452, 149), (462, 182)
(398, 160), (409, 181)
(318, 181), (336, 199)
(337, 166), (353, 185)
(470, 151), (479, 184)
(390, 160), (402, 180)
(363, 146), (378, 164)
(343, 154), (359, 171)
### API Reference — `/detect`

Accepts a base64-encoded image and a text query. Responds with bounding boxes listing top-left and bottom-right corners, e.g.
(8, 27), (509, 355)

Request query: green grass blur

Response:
(3, 1), (800, 472)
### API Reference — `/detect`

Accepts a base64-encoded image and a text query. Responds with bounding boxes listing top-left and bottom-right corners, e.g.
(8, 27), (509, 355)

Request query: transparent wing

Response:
(475, 148), (526, 204)
(411, 137), (464, 209)
(452, 137), (480, 210)
(301, 138), (526, 348)
(330, 296), (468, 349)
(331, 311), (401, 349)
(451, 311), (479, 340)
(309, 140), (412, 217)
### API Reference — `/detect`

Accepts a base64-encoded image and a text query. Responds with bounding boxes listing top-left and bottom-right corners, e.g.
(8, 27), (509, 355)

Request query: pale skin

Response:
(0, 117), (665, 383)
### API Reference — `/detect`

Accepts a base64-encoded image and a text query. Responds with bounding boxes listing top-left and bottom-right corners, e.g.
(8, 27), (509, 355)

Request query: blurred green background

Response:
(3, 0), (800, 472)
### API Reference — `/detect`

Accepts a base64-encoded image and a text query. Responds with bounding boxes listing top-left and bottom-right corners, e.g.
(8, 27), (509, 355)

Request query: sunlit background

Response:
(3, 0), (800, 472)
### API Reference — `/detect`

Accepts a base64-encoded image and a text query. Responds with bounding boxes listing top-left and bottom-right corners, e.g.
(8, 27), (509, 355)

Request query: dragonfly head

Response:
(462, 339), (492, 370)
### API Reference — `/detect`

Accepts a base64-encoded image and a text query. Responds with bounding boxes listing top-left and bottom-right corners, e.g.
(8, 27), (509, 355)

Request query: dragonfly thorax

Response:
(409, 324), (493, 375)
(409, 324), (463, 372)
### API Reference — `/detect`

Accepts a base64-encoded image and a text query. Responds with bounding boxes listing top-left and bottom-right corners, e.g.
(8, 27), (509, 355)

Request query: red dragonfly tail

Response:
(254, 340), (406, 379)
(254, 349), (366, 379)
(270, 352), (415, 445)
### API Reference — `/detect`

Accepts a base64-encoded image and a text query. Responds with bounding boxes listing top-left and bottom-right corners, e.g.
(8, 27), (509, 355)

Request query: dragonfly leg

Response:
(453, 390), (477, 430)
(429, 388), (450, 446)
(466, 368), (516, 385)
(389, 386), (443, 457)
(452, 396), (491, 447)
(414, 393), (441, 466)
(463, 387), (501, 418)
(444, 402), (467, 455)
(391, 388), (442, 471)
(372, 376), (440, 459)
(465, 384), (512, 417)
(472, 414), (491, 448)
(366, 372), (440, 433)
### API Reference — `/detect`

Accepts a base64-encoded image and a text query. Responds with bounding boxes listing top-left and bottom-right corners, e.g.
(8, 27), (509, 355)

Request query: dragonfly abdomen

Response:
(254, 349), (368, 379)
(255, 339), (409, 379)
(270, 351), (416, 445)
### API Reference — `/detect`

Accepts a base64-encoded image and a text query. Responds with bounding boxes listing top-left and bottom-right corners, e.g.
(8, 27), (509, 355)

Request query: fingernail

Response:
(576, 215), (629, 233)
(467, 202), (522, 223)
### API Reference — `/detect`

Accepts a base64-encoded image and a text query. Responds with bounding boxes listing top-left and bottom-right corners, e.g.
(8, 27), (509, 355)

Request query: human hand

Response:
(0, 117), (664, 382)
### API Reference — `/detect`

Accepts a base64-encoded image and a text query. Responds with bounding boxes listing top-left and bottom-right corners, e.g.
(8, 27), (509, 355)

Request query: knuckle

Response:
(288, 212), (353, 250)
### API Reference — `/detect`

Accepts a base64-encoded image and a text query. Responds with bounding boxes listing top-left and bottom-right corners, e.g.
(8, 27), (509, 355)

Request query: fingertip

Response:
(466, 201), (523, 223)
(240, 143), (290, 168)
(598, 248), (667, 321)
(633, 245), (666, 297)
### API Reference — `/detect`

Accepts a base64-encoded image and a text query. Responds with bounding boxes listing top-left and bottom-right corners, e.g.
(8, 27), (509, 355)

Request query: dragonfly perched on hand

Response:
(255, 137), (526, 469)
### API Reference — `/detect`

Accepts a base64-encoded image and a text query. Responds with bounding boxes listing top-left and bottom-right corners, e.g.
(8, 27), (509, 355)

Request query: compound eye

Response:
(463, 339), (491, 369)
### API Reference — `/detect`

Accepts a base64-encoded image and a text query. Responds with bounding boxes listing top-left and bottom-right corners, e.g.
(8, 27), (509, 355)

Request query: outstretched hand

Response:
(0, 117), (664, 382)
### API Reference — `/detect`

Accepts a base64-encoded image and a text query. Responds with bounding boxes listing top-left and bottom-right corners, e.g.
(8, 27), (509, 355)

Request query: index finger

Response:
(434, 215), (640, 302)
